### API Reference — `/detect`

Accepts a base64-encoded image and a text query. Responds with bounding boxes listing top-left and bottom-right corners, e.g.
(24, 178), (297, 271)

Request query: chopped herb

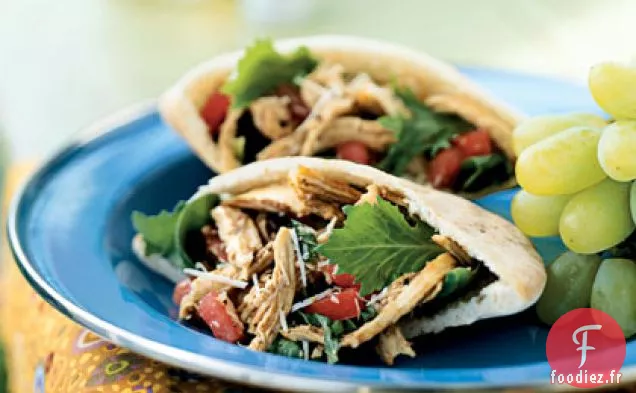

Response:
(291, 220), (319, 262)
(359, 305), (378, 322)
(268, 338), (303, 359)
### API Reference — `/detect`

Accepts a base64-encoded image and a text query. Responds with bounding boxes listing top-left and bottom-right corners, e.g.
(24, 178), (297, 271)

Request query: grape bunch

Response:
(510, 62), (636, 335)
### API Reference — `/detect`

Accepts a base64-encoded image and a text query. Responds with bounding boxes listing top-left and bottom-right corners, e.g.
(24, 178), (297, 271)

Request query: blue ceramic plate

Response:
(8, 68), (627, 392)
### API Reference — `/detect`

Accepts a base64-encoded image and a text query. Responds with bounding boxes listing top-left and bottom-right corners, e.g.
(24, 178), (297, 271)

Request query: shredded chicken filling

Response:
(178, 166), (490, 365)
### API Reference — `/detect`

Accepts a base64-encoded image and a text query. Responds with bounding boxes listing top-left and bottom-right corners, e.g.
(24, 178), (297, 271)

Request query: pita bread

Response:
(134, 157), (545, 337)
(159, 35), (525, 175)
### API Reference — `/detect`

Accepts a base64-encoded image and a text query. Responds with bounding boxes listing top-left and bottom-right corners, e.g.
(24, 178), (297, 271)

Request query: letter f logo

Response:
(573, 324), (602, 368)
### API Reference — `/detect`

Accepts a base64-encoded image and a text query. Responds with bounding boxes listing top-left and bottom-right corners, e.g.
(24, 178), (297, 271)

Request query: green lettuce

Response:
(221, 39), (317, 108)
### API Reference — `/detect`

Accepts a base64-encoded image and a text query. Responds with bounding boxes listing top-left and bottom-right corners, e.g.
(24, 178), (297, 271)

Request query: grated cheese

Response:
(183, 268), (248, 289)
(290, 228), (307, 288)
(367, 287), (388, 306)
(320, 217), (338, 241)
(290, 289), (333, 313)
(252, 274), (261, 294)
(302, 340), (309, 361)
(316, 259), (330, 268)
(329, 295), (340, 304)
(211, 320), (220, 328)
(279, 310), (289, 332)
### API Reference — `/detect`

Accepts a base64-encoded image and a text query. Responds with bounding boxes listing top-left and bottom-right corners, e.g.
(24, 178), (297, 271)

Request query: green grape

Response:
(560, 179), (634, 254)
(513, 113), (606, 155)
(589, 62), (636, 120)
(536, 251), (601, 325)
(516, 126), (606, 195)
(591, 258), (636, 338)
(511, 190), (572, 237)
(598, 121), (636, 181)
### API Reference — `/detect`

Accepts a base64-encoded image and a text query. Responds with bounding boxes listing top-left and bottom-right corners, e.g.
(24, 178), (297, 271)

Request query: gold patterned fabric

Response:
(0, 164), (257, 393)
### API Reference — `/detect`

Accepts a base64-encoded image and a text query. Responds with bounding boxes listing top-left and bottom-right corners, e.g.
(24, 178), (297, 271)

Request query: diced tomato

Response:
(336, 141), (371, 165)
(453, 129), (492, 157)
(321, 265), (360, 290)
(428, 147), (464, 189)
(198, 291), (245, 343)
(200, 92), (230, 135)
(172, 279), (192, 305)
(305, 288), (364, 320)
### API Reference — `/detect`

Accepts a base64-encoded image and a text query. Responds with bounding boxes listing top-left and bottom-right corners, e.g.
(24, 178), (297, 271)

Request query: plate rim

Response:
(7, 70), (634, 392)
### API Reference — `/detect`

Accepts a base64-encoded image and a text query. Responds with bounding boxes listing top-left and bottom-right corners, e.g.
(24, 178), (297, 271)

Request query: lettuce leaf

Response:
(132, 201), (185, 256)
(131, 194), (218, 269)
(221, 39), (318, 109)
(316, 197), (444, 296)
(378, 88), (473, 176)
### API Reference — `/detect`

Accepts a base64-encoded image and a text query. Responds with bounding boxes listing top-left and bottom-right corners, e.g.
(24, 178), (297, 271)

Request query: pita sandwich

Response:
(131, 157), (545, 365)
(159, 35), (524, 198)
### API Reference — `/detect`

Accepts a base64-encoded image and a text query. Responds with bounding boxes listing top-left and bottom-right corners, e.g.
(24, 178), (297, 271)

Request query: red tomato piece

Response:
(336, 141), (371, 165)
(321, 265), (360, 289)
(452, 129), (492, 157)
(304, 288), (364, 320)
(200, 92), (231, 135)
(198, 291), (245, 343)
(428, 147), (465, 189)
(172, 279), (192, 305)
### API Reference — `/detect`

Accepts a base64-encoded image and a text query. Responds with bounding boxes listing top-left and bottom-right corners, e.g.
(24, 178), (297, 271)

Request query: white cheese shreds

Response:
(183, 269), (248, 289)
(302, 340), (309, 361)
(252, 274), (261, 294)
(211, 320), (220, 328)
(367, 287), (388, 306)
(290, 228), (307, 288)
(329, 295), (340, 304)
(290, 289), (333, 313)
(318, 217), (338, 242)
(194, 262), (208, 272)
(316, 259), (330, 268)
(301, 243), (310, 261)
(279, 310), (289, 332)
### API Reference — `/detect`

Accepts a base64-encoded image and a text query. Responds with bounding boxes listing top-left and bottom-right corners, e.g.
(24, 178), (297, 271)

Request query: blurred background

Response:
(0, 0), (635, 162)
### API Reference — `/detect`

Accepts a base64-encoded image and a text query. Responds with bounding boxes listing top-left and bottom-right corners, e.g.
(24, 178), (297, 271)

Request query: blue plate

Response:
(8, 68), (627, 392)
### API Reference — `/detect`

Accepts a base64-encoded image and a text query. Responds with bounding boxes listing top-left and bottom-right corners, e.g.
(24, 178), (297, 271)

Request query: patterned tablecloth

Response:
(0, 163), (634, 393)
